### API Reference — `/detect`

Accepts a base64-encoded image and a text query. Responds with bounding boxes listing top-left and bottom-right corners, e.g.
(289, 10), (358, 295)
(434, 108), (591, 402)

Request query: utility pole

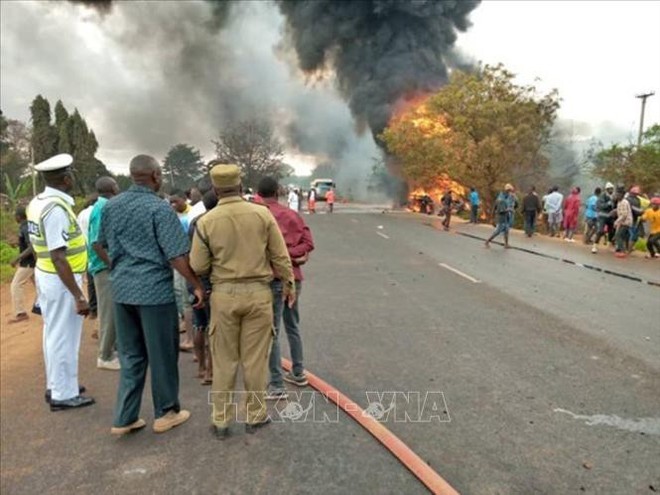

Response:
(635, 91), (655, 148)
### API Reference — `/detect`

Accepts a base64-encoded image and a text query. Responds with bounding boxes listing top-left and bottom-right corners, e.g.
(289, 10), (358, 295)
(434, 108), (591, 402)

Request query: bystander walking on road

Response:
(592, 183), (616, 253)
(522, 186), (541, 237)
(9, 207), (36, 324)
(88, 177), (121, 371)
(258, 177), (315, 400)
(613, 187), (633, 258)
(326, 187), (336, 213)
(77, 194), (98, 320)
(288, 188), (300, 211)
(170, 189), (195, 352)
(100, 155), (204, 436)
(485, 184), (515, 249)
(187, 190), (219, 385)
(641, 197), (660, 258)
(190, 164), (295, 440)
(627, 186), (644, 251)
(545, 186), (564, 237)
(563, 187), (581, 242)
(584, 187), (601, 244)
(469, 187), (480, 224)
(440, 190), (452, 231)
(27, 153), (94, 411)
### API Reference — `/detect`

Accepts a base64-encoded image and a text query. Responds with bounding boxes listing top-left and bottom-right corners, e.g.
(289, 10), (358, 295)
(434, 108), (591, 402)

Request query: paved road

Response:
(1, 207), (659, 494)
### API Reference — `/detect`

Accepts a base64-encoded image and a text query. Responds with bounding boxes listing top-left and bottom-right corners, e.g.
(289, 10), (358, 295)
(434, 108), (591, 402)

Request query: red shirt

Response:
(263, 197), (314, 281)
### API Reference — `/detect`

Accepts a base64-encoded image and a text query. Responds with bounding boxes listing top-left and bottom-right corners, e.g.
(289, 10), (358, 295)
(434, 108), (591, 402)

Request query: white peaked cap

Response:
(34, 153), (73, 172)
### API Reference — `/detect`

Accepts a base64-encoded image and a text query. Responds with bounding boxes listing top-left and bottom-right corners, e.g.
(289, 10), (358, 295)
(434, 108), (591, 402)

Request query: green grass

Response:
(0, 241), (19, 283)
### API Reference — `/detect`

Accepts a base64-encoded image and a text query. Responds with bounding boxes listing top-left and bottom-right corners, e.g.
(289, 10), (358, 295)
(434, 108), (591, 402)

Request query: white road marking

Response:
(554, 408), (660, 435)
(438, 263), (481, 283)
(123, 468), (147, 475)
(377, 232), (390, 239)
(351, 218), (359, 223)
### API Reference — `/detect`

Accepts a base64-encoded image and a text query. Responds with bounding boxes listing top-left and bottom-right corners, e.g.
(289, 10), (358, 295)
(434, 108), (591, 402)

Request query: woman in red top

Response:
(563, 187), (581, 242)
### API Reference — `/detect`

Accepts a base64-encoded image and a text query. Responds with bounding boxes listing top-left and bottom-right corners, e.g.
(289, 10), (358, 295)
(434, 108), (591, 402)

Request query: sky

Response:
(1, 0), (659, 177)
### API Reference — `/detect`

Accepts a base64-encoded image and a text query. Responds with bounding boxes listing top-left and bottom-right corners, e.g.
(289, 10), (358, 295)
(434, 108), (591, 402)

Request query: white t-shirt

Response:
(288, 191), (299, 210)
(188, 200), (207, 223)
(77, 205), (94, 240)
(545, 191), (564, 214)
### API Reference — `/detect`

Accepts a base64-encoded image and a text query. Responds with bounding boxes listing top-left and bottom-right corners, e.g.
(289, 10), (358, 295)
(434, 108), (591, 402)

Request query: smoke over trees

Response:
(382, 65), (561, 211)
(15, 0), (482, 199)
(277, 0), (481, 137)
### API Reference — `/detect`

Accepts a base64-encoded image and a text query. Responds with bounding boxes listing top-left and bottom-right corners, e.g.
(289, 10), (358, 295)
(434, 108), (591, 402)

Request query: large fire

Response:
(408, 175), (467, 214)
(391, 95), (467, 214)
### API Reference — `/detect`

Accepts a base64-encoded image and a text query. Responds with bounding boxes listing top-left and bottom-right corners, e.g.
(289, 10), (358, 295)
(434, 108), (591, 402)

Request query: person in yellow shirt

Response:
(641, 197), (660, 258)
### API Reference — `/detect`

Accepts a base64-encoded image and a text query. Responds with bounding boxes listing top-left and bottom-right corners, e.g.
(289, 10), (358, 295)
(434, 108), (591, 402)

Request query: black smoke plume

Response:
(66, 0), (112, 15)
(277, 0), (480, 138)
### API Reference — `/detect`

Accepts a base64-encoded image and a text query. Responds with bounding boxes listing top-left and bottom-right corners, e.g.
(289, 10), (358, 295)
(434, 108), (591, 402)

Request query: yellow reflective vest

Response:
(26, 194), (88, 274)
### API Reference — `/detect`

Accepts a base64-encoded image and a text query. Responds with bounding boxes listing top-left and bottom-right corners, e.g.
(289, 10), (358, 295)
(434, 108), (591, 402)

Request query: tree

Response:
(54, 100), (69, 131)
(162, 144), (205, 190)
(113, 174), (133, 191)
(29, 95), (57, 164)
(28, 96), (110, 194)
(382, 64), (560, 212)
(589, 124), (660, 194)
(0, 113), (31, 196)
(213, 119), (285, 188)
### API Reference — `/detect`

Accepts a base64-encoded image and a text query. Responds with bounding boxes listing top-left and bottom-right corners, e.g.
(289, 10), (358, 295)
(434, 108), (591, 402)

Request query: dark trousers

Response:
(615, 225), (630, 252)
(594, 217), (615, 244)
(87, 272), (97, 314)
(113, 302), (180, 427)
(442, 208), (451, 229)
(269, 280), (304, 387)
(647, 233), (660, 256)
(523, 211), (537, 236)
(470, 204), (479, 223)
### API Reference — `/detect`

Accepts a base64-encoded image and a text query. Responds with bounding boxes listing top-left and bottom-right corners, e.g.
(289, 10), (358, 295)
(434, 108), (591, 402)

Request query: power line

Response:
(635, 91), (655, 148)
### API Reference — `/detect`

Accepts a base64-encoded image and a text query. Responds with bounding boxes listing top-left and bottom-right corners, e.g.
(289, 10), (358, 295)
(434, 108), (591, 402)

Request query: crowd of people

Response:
(477, 182), (660, 258)
(9, 152), (316, 440)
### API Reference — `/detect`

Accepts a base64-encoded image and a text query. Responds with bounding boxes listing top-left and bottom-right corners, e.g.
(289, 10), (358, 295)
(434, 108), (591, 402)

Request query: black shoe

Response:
(210, 425), (230, 440)
(45, 386), (86, 404)
(245, 417), (272, 434)
(50, 395), (95, 412)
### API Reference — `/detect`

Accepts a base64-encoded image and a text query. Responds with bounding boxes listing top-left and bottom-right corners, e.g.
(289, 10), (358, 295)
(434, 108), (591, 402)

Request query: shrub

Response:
(0, 240), (19, 283)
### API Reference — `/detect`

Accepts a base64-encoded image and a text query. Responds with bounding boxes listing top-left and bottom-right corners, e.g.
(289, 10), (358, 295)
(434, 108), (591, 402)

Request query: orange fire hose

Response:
(281, 358), (460, 495)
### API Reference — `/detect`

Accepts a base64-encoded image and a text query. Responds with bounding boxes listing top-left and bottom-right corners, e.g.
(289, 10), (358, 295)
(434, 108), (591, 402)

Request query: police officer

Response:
(27, 154), (95, 411)
(190, 164), (295, 439)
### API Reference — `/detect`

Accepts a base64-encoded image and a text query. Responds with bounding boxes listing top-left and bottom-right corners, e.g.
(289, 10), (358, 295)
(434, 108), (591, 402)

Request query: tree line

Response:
(380, 64), (659, 211)
(1, 95), (293, 202)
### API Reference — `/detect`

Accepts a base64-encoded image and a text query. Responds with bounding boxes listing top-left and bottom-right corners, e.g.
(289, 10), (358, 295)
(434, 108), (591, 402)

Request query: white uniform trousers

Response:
(36, 271), (84, 401)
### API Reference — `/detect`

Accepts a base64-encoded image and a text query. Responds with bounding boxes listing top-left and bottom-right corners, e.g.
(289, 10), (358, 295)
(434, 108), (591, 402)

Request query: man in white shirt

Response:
(27, 154), (95, 411)
(288, 188), (300, 211)
(544, 186), (564, 237)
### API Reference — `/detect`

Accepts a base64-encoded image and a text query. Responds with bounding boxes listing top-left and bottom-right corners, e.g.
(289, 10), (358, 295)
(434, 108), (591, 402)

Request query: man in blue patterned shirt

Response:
(99, 155), (205, 436)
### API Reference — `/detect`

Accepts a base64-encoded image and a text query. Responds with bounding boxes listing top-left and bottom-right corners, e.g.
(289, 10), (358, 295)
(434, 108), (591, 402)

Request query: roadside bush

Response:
(1, 208), (18, 244)
(0, 240), (18, 283)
